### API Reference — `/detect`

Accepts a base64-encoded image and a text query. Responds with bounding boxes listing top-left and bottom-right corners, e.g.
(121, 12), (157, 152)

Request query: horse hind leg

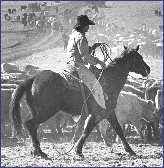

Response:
(116, 122), (124, 144)
(26, 113), (52, 159)
(107, 113), (136, 156)
(25, 92), (52, 159)
(72, 112), (88, 144)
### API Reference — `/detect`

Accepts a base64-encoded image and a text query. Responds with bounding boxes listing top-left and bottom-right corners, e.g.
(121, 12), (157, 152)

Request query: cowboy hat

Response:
(73, 15), (95, 29)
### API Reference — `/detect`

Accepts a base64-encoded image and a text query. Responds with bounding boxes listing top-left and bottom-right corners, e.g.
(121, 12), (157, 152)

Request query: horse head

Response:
(125, 45), (150, 77)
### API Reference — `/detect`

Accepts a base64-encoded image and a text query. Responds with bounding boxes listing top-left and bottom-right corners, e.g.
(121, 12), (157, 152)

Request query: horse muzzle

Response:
(142, 64), (150, 77)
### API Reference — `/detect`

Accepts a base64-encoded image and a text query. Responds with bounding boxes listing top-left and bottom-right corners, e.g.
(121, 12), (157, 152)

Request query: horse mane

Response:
(105, 47), (131, 70)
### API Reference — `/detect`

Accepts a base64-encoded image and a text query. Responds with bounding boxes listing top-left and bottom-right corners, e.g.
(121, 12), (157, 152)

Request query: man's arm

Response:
(77, 37), (98, 65)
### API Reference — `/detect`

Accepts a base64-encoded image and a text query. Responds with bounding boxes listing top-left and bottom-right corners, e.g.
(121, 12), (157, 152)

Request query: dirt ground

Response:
(1, 141), (163, 167)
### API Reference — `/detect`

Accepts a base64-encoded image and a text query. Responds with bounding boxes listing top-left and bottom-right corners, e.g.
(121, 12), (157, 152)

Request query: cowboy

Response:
(67, 15), (106, 109)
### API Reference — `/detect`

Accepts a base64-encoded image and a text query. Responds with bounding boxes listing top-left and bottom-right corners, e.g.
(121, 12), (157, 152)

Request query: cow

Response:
(4, 14), (10, 21)
(1, 63), (20, 74)
(98, 91), (156, 146)
(142, 78), (156, 89)
(145, 86), (163, 141)
(145, 86), (162, 102)
(26, 68), (42, 77)
(122, 84), (145, 99)
(2, 88), (15, 140)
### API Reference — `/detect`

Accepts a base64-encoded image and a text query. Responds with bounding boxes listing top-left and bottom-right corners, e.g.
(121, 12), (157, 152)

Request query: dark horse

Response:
(10, 45), (150, 159)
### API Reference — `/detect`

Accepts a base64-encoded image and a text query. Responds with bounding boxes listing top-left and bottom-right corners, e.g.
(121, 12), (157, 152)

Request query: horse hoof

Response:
(75, 149), (85, 159)
(31, 150), (49, 160)
(41, 152), (49, 160)
(77, 153), (85, 159)
(129, 150), (137, 156)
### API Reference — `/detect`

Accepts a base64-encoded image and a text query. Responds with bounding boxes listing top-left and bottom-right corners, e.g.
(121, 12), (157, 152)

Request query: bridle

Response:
(96, 43), (149, 81)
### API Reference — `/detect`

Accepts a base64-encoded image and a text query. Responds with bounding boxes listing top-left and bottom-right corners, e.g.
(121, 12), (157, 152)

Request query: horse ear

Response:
(124, 46), (127, 50)
(136, 45), (139, 51)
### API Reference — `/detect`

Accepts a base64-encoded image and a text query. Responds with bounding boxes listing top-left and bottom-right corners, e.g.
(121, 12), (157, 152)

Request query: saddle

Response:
(61, 69), (81, 91)
(60, 65), (107, 116)
(60, 64), (106, 91)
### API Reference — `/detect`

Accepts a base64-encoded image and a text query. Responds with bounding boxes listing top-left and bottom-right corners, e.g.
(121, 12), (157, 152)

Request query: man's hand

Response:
(100, 61), (106, 69)
(95, 57), (106, 69)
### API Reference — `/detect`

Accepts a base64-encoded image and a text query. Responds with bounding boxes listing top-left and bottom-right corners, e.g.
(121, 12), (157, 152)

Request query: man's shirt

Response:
(67, 29), (97, 67)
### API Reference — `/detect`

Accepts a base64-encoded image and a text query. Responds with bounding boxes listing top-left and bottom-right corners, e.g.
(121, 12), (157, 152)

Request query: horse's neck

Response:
(104, 57), (131, 91)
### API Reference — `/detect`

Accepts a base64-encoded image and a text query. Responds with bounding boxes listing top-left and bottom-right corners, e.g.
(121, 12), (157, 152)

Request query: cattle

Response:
(126, 79), (142, 88)
(1, 63), (20, 74)
(158, 11), (162, 17)
(28, 3), (41, 12)
(21, 6), (27, 11)
(122, 84), (145, 99)
(51, 21), (59, 31)
(8, 9), (12, 14)
(5, 73), (31, 81)
(158, 25), (163, 32)
(154, 90), (163, 128)
(21, 13), (28, 27)
(98, 91), (156, 146)
(155, 89), (163, 109)
(22, 65), (42, 77)
(1, 74), (24, 85)
(154, 10), (159, 16)
(2, 88), (15, 140)
(154, 89), (163, 133)
(151, 79), (163, 88)
(92, 5), (98, 13)
(142, 78), (156, 89)
(46, 17), (54, 28)
(1, 84), (18, 89)
(28, 13), (36, 21)
(144, 86), (163, 141)
(36, 20), (43, 29)
(12, 9), (16, 14)
(145, 86), (162, 102)
(26, 68), (42, 77)
(4, 14), (10, 21)
(23, 65), (40, 72)
(1, 73), (16, 81)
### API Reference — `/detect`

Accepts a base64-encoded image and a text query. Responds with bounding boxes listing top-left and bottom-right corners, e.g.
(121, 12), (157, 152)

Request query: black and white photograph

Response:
(1, 1), (163, 166)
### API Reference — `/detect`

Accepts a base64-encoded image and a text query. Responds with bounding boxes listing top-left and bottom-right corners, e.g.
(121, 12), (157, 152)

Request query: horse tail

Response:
(9, 77), (35, 136)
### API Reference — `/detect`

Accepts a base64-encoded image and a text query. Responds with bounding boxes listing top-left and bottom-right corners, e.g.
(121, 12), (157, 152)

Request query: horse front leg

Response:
(72, 112), (87, 144)
(74, 114), (99, 158)
(107, 113), (136, 156)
